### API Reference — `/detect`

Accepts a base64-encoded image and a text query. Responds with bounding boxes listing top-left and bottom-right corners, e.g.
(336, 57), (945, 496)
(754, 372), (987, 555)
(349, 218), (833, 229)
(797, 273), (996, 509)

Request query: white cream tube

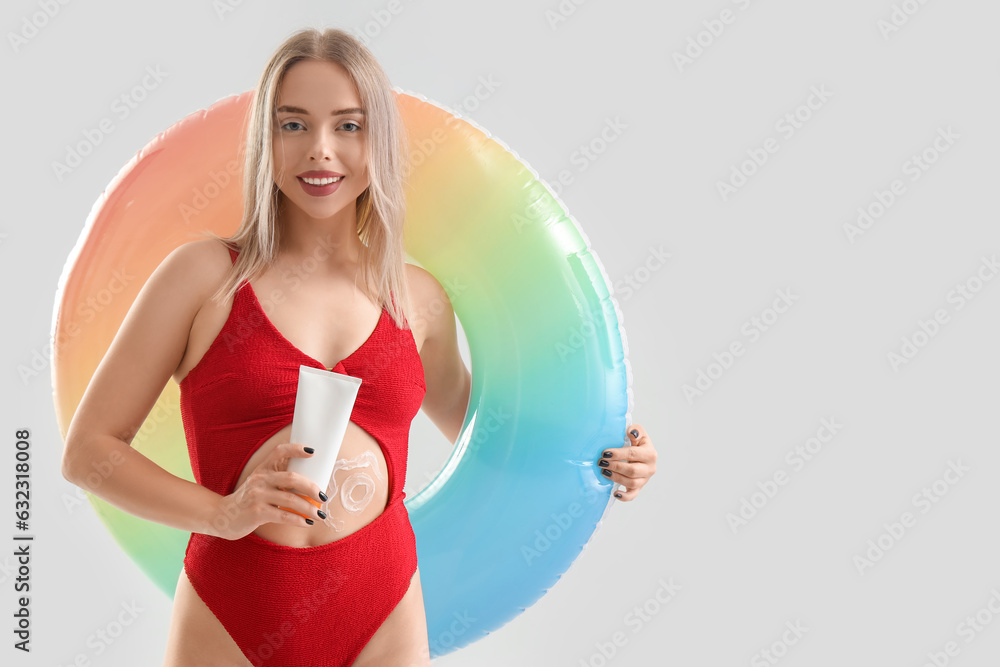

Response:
(286, 365), (362, 493)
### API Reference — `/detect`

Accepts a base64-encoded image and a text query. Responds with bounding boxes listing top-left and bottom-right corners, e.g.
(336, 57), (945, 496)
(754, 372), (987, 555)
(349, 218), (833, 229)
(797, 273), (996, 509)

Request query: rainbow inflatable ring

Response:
(53, 90), (633, 657)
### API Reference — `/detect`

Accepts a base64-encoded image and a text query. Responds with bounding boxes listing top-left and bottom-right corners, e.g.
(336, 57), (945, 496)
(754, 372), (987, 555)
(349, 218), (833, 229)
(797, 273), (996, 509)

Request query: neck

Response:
(277, 196), (366, 271)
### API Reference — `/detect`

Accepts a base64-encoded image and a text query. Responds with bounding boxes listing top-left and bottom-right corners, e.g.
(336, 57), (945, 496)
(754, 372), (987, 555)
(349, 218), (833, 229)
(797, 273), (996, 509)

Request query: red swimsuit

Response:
(179, 246), (426, 666)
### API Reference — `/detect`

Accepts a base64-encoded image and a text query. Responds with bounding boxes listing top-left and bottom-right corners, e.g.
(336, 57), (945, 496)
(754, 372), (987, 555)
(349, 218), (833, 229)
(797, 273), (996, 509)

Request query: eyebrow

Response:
(275, 105), (365, 116)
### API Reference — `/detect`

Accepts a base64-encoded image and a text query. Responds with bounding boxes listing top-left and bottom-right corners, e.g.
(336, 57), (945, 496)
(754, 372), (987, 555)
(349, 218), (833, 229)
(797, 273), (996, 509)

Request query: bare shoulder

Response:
(164, 238), (234, 289)
(150, 238), (235, 311)
(404, 263), (455, 318)
(403, 263), (456, 348)
(404, 262), (447, 304)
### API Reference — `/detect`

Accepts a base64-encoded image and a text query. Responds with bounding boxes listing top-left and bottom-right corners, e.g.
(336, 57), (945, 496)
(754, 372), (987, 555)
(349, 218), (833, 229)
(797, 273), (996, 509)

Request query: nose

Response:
(308, 125), (335, 162)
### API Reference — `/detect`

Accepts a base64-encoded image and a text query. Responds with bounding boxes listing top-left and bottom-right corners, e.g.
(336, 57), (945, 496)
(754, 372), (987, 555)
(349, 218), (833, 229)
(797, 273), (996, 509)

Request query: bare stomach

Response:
(236, 420), (391, 548)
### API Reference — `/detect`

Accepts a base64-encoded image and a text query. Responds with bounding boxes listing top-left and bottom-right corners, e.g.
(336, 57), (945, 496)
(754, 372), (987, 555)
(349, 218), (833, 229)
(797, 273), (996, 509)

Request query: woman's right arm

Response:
(61, 240), (231, 536)
(62, 240), (329, 539)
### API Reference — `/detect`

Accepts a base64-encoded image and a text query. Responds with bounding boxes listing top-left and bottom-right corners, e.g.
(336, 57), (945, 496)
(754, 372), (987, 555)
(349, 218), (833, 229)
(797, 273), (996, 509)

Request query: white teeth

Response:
(301, 176), (343, 185)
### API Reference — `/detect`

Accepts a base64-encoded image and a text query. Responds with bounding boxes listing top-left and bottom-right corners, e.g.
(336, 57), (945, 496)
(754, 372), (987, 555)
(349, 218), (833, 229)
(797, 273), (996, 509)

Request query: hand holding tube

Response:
(211, 442), (327, 540)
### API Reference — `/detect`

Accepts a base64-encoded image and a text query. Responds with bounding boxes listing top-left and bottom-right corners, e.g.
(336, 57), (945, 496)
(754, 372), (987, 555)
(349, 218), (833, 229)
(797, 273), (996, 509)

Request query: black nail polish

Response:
(630, 429), (639, 438)
(319, 491), (328, 502)
(304, 446), (315, 454)
(598, 460), (609, 468)
(602, 469), (612, 477)
(602, 451), (612, 458)
(317, 510), (327, 520)
(615, 493), (622, 499)
(305, 518), (314, 525)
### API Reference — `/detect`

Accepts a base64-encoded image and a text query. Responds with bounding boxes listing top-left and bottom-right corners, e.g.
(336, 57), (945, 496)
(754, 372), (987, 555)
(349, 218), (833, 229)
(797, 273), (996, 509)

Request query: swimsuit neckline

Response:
(241, 279), (387, 373)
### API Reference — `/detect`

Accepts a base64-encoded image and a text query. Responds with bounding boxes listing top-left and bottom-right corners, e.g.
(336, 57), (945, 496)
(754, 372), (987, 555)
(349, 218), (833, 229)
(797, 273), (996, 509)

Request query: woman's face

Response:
(271, 58), (369, 222)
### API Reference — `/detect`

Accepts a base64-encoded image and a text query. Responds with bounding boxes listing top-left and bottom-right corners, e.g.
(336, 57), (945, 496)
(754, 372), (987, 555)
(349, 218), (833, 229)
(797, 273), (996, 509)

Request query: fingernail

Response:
(319, 491), (329, 502)
(317, 510), (327, 519)
(615, 492), (622, 499)
(602, 451), (612, 458)
(602, 469), (612, 477)
(305, 518), (314, 525)
(304, 446), (315, 454)
(630, 429), (639, 438)
(598, 460), (609, 468)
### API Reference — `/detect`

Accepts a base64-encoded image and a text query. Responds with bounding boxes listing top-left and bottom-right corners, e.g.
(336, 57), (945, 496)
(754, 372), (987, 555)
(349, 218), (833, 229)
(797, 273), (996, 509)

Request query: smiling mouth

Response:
(296, 175), (345, 197)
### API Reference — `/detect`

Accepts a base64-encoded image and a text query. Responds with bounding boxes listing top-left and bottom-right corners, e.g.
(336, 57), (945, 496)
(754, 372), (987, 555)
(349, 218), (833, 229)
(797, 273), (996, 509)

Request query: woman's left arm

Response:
(407, 264), (471, 445)
(405, 266), (657, 501)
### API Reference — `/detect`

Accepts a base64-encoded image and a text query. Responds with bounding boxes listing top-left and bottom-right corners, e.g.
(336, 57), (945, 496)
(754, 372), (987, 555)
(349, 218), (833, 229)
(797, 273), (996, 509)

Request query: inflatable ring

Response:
(53, 90), (633, 656)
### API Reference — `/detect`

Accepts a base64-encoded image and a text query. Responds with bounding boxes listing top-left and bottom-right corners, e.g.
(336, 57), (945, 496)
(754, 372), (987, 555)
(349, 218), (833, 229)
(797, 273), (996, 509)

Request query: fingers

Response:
(271, 470), (328, 506)
(598, 423), (657, 501)
(612, 481), (643, 502)
(625, 424), (656, 461)
(600, 427), (656, 466)
(244, 444), (329, 526)
(274, 492), (326, 525)
(241, 476), (325, 526)
(277, 441), (318, 460)
(599, 459), (652, 498)
(266, 442), (328, 504)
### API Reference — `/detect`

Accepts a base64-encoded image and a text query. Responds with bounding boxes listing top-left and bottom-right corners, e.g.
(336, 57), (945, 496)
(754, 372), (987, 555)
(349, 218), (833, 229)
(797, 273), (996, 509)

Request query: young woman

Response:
(61, 28), (658, 667)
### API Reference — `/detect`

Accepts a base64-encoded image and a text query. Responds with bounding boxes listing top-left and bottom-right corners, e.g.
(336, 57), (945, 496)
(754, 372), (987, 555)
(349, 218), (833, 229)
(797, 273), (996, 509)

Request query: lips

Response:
(296, 171), (344, 196)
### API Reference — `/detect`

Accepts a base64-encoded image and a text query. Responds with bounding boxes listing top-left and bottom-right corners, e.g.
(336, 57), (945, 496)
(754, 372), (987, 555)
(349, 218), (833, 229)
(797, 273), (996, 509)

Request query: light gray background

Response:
(2, 0), (999, 665)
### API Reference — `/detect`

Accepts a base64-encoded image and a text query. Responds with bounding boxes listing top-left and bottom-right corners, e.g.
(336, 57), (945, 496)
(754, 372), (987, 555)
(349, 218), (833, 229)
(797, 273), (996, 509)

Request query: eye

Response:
(341, 121), (362, 132)
(280, 120), (305, 132)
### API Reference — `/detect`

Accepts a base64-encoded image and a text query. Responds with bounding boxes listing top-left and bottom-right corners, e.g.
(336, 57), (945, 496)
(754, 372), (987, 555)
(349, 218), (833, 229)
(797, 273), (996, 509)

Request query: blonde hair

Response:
(202, 27), (411, 329)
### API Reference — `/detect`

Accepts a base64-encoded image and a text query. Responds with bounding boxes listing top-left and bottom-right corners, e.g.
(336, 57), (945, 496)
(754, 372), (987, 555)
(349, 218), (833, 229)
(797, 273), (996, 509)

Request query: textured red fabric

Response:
(179, 245), (426, 666)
